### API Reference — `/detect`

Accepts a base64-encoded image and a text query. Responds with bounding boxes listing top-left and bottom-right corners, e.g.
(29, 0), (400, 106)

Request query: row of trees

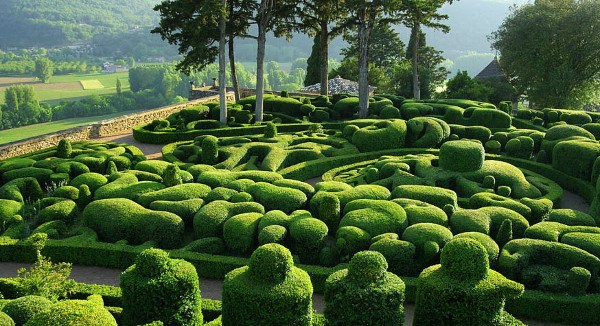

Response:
(152, 0), (457, 122)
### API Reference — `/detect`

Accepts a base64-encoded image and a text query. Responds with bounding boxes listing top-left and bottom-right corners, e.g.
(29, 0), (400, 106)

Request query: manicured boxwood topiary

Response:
(0, 312), (14, 326)
(93, 174), (165, 202)
(222, 212), (263, 254)
(38, 200), (79, 224)
(2, 167), (53, 186)
(552, 139), (600, 181)
(547, 209), (596, 226)
(333, 97), (359, 119)
(69, 172), (108, 193)
(247, 182), (307, 213)
(439, 140), (484, 172)
(392, 185), (458, 210)
(392, 198), (448, 226)
(406, 117), (450, 148)
(56, 139), (72, 159)
(24, 296), (117, 326)
(82, 198), (184, 248)
(137, 183), (211, 207)
(222, 244), (313, 326)
(289, 217), (328, 264)
(193, 200), (265, 238)
(258, 224), (287, 245)
(413, 238), (524, 325)
(149, 198), (204, 225)
(121, 248), (202, 326)
(324, 250), (405, 325)
(184, 237), (226, 255)
(339, 199), (408, 237)
(2, 295), (52, 326)
(351, 120), (407, 152)
(0, 199), (22, 225)
(369, 238), (417, 276)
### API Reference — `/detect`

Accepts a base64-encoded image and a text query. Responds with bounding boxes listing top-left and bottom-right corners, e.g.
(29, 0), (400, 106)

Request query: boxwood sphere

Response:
(439, 140), (485, 172)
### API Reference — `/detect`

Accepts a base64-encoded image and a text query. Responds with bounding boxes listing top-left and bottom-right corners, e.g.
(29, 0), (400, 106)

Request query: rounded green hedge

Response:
(24, 298), (117, 326)
(439, 140), (484, 172)
(222, 244), (313, 326)
(2, 295), (52, 326)
(121, 248), (203, 326)
(324, 250), (405, 325)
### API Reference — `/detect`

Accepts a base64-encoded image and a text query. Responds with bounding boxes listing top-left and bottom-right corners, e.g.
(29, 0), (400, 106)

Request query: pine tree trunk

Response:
(255, 26), (267, 123)
(228, 0), (240, 102)
(319, 21), (329, 96)
(358, 17), (371, 118)
(218, 0), (228, 124)
(412, 24), (421, 100)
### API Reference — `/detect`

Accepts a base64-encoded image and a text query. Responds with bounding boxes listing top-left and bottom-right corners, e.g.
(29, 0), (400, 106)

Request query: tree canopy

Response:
(491, 0), (600, 108)
(35, 58), (54, 83)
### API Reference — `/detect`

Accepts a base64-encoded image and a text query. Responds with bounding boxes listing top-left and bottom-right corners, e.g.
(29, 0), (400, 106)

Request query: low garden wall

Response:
(0, 93), (234, 160)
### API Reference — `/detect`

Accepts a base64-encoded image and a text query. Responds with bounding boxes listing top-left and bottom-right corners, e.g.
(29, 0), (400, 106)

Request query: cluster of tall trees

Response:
(152, 0), (456, 121)
(491, 0), (600, 108)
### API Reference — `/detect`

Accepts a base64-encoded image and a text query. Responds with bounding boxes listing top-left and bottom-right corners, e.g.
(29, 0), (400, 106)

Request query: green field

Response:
(0, 72), (130, 105)
(0, 109), (140, 145)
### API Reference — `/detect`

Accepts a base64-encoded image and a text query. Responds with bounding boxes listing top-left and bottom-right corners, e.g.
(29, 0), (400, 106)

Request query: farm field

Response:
(0, 72), (130, 105)
(0, 109), (140, 145)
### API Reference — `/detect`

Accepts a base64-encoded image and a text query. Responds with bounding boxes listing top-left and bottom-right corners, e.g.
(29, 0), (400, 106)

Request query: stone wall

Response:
(0, 93), (234, 160)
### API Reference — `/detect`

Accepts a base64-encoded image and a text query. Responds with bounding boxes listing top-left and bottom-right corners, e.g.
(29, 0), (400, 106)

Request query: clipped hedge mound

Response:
(82, 198), (184, 248)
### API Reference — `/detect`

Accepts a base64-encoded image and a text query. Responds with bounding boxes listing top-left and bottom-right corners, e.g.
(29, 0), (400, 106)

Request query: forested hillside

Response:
(0, 0), (160, 48)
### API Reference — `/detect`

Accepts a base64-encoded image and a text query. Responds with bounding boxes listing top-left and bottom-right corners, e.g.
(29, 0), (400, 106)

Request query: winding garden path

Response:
(0, 133), (581, 325)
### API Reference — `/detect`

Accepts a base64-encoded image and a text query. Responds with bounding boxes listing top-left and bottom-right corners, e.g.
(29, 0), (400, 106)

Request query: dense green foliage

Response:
(121, 248), (203, 326)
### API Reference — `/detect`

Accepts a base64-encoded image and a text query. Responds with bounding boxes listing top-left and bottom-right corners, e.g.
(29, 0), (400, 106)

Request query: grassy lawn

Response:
(0, 72), (130, 105)
(0, 110), (140, 145)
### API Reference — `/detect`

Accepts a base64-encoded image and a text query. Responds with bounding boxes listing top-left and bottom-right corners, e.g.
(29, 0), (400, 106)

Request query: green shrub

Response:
(72, 154), (108, 173)
(552, 140), (600, 181)
(333, 97), (359, 119)
(258, 225), (287, 245)
(369, 238), (417, 276)
(82, 198), (184, 248)
(439, 140), (484, 172)
(498, 238), (600, 287)
(453, 232), (500, 265)
(351, 120), (407, 152)
(24, 297), (117, 326)
(289, 217), (328, 263)
(0, 178), (43, 203)
(52, 186), (79, 200)
(2, 295), (52, 325)
(450, 206), (529, 239)
(380, 105), (400, 119)
(121, 248), (202, 326)
(56, 139), (72, 159)
(0, 312), (13, 326)
(264, 122), (277, 138)
(340, 199), (407, 237)
(547, 209), (596, 226)
(38, 200), (78, 224)
(391, 185), (457, 210)
(310, 110), (330, 122)
(137, 183), (210, 207)
(184, 237), (226, 255)
(2, 167), (53, 187)
(467, 108), (512, 129)
(401, 223), (453, 256)
(222, 244), (313, 326)
(179, 105), (209, 123)
(193, 200), (265, 238)
(568, 266), (592, 295)
(0, 199), (23, 225)
(263, 96), (303, 117)
(149, 198), (204, 226)
(247, 182), (307, 213)
(405, 117), (450, 149)
(392, 198), (448, 226)
(336, 226), (372, 257)
(324, 251), (405, 325)
(223, 212), (262, 254)
(134, 160), (172, 176)
(413, 238), (524, 325)
(0, 158), (36, 173)
(201, 135), (219, 165)
(469, 193), (531, 218)
(583, 123), (600, 140)
(69, 173), (107, 193)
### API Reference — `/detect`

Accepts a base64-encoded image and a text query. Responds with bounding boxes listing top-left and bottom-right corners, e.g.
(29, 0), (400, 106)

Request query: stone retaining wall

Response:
(0, 93), (234, 160)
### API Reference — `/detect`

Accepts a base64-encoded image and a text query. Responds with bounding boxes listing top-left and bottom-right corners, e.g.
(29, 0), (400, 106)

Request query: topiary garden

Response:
(1, 95), (600, 324)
